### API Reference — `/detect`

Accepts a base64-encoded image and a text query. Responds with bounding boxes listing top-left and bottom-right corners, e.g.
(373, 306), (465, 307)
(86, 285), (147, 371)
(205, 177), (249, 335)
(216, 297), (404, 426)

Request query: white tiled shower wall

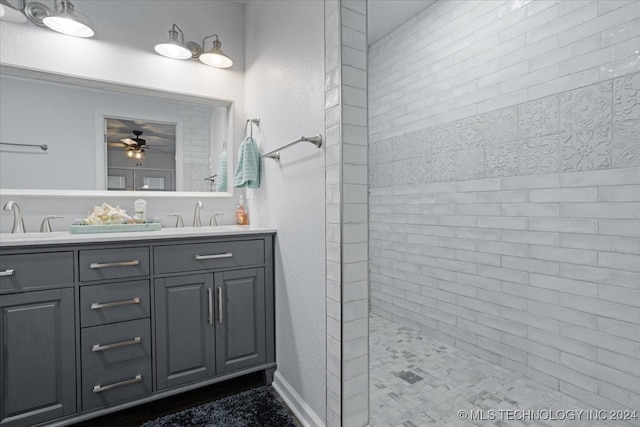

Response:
(369, 0), (640, 414)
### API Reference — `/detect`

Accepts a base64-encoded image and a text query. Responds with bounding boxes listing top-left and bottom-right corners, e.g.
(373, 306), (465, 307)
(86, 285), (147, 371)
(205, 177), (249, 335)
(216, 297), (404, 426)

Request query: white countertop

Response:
(0, 225), (276, 248)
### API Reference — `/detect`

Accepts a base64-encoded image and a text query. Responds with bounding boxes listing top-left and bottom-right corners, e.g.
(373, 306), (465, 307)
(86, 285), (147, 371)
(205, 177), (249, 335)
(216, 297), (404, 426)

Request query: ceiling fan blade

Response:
(120, 138), (136, 145)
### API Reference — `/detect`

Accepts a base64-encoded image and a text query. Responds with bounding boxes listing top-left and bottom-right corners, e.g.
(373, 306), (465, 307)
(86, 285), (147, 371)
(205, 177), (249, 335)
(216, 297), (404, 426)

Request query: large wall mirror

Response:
(0, 66), (233, 197)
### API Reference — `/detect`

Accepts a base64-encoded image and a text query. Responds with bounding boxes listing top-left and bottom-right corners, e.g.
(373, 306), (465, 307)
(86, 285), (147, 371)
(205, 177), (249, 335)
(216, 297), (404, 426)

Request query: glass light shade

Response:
(126, 148), (135, 158)
(0, 1), (27, 23)
(154, 40), (191, 59)
(134, 150), (144, 160)
(199, 50), (232, 68)
(43, 10), (93, 37)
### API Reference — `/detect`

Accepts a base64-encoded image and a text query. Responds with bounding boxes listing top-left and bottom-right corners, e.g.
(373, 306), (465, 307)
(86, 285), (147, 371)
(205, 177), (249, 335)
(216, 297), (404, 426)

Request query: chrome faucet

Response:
(210, 212), (224, 226)
(40, 216), (63, 232)
(167, 213), (184, 228)
(3, 200), (26, 234)
(193, 201), (203, 227)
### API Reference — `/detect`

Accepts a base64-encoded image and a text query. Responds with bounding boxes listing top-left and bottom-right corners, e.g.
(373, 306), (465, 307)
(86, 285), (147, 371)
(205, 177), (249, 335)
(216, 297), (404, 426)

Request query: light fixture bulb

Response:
(134, 149), (144, 160)
(43, 0), (94, 37)
(199, 38), (233, 68)
(126, 148), (135, 158)
(155, 24), (191, 60)
(0, 0), (27, 23)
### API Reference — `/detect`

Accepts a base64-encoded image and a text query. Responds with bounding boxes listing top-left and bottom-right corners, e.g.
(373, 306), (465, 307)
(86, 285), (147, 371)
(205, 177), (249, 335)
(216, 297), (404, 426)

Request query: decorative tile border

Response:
(370, 72), (640, 187)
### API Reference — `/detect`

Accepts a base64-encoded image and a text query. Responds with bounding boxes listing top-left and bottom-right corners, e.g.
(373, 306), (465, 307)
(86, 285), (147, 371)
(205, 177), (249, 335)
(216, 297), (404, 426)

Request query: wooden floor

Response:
(71, 372), (267, 426)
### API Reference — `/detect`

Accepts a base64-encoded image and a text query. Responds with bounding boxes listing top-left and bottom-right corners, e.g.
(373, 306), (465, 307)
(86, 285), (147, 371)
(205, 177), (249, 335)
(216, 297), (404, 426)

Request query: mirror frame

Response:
(0, 65), (235, 199)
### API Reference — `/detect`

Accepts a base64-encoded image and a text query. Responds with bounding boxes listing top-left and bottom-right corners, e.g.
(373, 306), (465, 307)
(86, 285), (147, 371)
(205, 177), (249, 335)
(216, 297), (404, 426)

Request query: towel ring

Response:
(245, 118), (260, 138)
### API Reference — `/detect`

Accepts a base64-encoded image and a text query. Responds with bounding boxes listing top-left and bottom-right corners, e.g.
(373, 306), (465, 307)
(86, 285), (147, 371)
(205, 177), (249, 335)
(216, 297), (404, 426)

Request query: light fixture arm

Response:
(170, 23), (185, 45)
(202, 34), (220, 49)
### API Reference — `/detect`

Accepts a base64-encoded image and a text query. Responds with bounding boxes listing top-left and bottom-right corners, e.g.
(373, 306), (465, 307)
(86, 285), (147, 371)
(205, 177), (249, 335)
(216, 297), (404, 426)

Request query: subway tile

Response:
(560, 263), (640, 289)
(560, 202), (640, 219)
(530, 187), (598, 202)
(560, 166), (640, 186)
(561, 233), (640, 255)
(529, 273), (598, 297)
(598, 251), (640, 272)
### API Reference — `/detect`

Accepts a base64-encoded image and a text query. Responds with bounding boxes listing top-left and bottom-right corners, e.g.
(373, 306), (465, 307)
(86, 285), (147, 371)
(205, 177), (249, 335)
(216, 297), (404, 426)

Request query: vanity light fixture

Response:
(154, 24), (191, 59)
(154, 24), (233, 69)
(24, 0), (94, 37)
(199, 34), (233, 68)
(0, 0), (27, 23)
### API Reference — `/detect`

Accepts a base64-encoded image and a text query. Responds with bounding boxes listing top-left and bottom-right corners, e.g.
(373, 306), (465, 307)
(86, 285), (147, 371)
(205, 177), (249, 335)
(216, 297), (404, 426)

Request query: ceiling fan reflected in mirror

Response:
(122, 130), (146, 161)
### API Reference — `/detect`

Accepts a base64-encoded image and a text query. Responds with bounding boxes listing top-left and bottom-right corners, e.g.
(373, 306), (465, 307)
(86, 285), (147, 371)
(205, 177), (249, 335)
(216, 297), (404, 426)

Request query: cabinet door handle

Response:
(207, 288), (213, 325)
(90, 260), (140, 269)
(194, 253), (233, 260)
(217, 286), (223, 324)
(91, 297), (140, 310)
(0, 269), (15, 277)
(93, 375), (142, 393)
(92, 337), (141, 352)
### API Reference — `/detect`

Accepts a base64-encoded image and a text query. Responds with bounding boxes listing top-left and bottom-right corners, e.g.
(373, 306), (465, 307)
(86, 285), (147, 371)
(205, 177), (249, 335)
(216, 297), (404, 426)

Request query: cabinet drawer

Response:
(154, 239), (264, 274)
(79, 247), (149, 282)
(0, 251), (73, 293)
(81, 318), (151, 369)
(82, 357), (152, 411)
(80, 280), (150, 327)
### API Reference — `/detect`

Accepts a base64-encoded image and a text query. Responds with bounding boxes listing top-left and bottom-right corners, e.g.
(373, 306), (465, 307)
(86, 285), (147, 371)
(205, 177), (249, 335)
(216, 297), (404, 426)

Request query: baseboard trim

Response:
(272, 371), (325, 427)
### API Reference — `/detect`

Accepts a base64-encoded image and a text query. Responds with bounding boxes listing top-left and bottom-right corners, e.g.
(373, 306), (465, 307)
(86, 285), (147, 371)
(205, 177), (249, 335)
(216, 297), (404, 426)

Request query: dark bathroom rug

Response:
(140, 386), (297, 427)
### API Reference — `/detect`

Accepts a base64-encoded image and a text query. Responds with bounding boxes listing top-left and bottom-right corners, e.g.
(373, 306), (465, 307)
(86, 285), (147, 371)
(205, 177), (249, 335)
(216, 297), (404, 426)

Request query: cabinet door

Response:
(215, 268), (266, 374)
(155, 274), (215, 389)
(0, 289), (76, 427)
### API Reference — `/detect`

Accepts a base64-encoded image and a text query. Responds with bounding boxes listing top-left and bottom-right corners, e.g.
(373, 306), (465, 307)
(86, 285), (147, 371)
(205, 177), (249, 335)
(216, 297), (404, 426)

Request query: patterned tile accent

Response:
(455, 147), (484, 181)
(392, 135), (412, 161)
(519, 94), (559, 138)
(410, 128), (432, 157)
(613, 73), (640, 123)
(612, 119), (640, 167)
(561, 126), (612, 172)
(455, 116), (485, 149)
(369, 314), (610, 427)
(432, 123), (457, 153)
(392, 160), (411, 186)
(560, 81), (612, 132)
(482, 106), (518, 144)
(431, 151), (456, 182)
(371, 72), (639, 188)
(485, 141), (519, 177)
(410, 156), (431, 184)
(519, 134), (560, 175)
(378, 139), (392, 164)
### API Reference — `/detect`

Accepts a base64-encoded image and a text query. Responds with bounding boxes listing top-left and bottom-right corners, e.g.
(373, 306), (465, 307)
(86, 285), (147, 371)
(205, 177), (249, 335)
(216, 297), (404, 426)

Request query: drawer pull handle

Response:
(91, 297), (141, 310)
(93, 375), (142, 393)
(92, 337), (142, 352)
(0, 269), (15, 277)
(207, 288), (213, 325)
(90, 260), (140, 269)
(194, 253), (233, 260)
(218, 286), (223, 324)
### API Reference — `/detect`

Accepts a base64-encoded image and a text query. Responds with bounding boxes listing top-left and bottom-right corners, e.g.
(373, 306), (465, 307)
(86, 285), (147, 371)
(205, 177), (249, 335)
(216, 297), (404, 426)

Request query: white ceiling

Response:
(367, 0), (436, 45)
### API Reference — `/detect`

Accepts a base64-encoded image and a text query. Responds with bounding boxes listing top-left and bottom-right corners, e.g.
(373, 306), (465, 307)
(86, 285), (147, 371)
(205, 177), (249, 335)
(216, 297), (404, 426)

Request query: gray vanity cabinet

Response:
(0, 288), (76, 427)
(0, 231), (274, 427)
(214, 268), (267, 374)
(154, 274), (216, 389)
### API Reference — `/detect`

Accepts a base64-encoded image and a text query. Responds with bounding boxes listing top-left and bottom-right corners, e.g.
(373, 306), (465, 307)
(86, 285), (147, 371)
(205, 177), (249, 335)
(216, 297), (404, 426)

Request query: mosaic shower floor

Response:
(369, 314), (632, 427)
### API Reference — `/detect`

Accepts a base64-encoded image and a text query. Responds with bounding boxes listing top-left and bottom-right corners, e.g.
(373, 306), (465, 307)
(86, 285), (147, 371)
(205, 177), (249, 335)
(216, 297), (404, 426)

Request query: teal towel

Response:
(233, 137), (261, 189)
(215, 150), (227, 192)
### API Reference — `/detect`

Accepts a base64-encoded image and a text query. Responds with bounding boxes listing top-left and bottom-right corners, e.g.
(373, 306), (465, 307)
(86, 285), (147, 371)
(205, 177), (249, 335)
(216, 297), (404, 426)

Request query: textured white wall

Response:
(369, 0), (640, 416)
(244, 0), (326, 422)
(0, 1), (246, 229)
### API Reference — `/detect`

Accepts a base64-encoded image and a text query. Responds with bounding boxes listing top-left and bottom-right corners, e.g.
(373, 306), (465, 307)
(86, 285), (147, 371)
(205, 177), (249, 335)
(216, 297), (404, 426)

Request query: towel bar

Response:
(263, 135), (323, 162)
(0, 142), (48, 151)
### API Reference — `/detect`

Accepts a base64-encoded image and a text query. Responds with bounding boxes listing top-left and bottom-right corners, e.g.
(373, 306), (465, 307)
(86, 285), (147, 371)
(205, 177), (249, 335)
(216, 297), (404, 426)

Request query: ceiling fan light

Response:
(0, 0), (27, 23)
(43, 0), (94, 37)
(126, 148), (135, 158)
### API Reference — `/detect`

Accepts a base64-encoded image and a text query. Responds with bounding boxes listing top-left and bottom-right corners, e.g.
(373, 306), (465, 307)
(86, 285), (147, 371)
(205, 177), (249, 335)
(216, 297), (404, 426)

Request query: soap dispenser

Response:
(235, 195), (248, 225)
